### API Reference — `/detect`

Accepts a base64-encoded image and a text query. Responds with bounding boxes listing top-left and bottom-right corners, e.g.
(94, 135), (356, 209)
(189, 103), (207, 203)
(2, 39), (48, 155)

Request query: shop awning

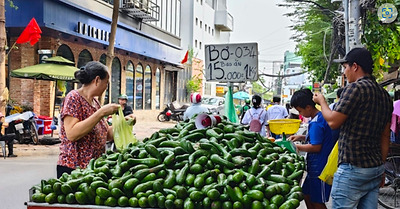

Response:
(10, 56), (78, 81)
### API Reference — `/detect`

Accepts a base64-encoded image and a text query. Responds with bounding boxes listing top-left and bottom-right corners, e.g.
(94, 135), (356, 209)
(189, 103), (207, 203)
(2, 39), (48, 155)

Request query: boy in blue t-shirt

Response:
(288, 89), (335, 209)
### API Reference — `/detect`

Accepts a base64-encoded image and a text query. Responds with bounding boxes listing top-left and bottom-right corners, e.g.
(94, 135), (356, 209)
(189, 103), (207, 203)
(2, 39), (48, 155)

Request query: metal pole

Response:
(348, 0), (361, 49)
(343, 0), (350, 53)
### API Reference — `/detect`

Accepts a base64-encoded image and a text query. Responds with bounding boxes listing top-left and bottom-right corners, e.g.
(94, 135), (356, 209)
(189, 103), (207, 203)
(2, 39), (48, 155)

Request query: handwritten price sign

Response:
(205, 43), (258, 82)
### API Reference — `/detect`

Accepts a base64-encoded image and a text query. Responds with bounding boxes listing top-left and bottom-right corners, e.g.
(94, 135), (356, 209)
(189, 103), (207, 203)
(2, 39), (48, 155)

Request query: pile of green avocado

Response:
(31, 116), (305, 209)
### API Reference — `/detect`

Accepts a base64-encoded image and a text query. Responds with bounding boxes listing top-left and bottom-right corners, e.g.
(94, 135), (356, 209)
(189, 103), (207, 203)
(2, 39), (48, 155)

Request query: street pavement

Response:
(0, 155), (58, 209)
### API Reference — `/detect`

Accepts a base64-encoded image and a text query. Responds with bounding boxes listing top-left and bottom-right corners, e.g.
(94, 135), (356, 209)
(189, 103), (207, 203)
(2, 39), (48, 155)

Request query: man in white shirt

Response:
(266, 96), (288, 137)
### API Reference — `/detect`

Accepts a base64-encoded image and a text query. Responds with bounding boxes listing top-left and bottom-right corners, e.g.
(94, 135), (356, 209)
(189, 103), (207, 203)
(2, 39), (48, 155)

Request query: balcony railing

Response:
(215, 10), (233, 31)
(121, 0), (160, 22)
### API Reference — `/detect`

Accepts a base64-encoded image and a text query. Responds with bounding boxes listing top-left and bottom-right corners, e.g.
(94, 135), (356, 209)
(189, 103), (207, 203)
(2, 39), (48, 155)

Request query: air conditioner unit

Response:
(337, 75), (343, 85)
(123, 0), (133, 7)
(123, 0), (140, 8)
(141, 0), (149, 12)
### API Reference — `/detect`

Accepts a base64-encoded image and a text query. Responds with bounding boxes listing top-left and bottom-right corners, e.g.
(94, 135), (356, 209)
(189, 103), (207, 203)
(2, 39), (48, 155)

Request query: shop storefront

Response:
(5, 0), (183, 117)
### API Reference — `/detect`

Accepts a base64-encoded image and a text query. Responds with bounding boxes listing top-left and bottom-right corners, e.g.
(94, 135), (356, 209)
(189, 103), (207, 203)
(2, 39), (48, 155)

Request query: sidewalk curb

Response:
(12, 120), (177, 157)
(13, 144), (59, 157)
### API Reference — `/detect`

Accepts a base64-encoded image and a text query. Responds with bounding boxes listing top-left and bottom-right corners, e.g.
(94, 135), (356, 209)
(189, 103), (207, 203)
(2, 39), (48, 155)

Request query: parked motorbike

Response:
(5, 111), (39, 144)
(157, 102), (189, 122)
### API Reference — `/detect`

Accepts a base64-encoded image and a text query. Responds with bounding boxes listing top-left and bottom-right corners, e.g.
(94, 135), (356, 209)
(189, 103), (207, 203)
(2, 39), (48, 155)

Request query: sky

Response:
(227, 0), (297, 64)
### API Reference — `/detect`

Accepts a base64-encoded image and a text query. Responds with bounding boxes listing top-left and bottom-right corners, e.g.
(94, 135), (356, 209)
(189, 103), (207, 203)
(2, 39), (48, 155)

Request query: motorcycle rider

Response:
(240, 99), (251, 122)
(107, 94), (136, 126)
(117, 94), (133, 116)
(183, 93), (209, 121)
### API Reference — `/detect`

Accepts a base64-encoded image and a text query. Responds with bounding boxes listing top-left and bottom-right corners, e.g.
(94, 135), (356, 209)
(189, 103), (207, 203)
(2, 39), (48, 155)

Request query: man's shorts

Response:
(302, 175), (332, 203)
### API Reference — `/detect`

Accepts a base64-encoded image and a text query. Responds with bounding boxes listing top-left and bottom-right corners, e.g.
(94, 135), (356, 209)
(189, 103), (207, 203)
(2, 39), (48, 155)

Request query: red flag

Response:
(16, 18), (42, 46)
(181, 50), (189, 64)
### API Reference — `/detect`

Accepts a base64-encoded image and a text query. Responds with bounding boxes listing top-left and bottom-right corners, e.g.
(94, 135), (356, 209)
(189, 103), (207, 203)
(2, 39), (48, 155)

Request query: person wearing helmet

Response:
(118, 94), (133, 116)
(240, 98), (251, 122)
(183, 93), (209, 121)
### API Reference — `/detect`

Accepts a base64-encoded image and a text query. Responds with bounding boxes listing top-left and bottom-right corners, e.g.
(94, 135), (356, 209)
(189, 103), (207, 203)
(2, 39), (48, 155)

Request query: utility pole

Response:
(347, 0), (361, 50)
(101, 0), (119, 105)
(343, 0), (350, 53)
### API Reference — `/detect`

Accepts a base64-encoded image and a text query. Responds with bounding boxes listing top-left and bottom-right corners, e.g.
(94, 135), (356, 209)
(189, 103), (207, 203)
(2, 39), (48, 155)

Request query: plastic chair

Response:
(50, 117), (57, 131)
(35, 118), (44, 135)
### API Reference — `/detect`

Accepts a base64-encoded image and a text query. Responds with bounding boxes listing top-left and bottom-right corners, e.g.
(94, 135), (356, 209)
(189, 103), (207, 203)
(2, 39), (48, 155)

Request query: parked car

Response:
(202, 96), (225, 115)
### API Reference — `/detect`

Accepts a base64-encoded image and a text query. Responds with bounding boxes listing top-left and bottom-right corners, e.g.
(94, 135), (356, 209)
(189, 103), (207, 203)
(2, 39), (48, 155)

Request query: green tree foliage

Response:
(184, 47), (202, 94)
(251, 76), (273, 100)
(186, 74), (202, 94)
(363, 0), (400, 75)
(281, 0), (400, 82)
(279, 1), (341, 83)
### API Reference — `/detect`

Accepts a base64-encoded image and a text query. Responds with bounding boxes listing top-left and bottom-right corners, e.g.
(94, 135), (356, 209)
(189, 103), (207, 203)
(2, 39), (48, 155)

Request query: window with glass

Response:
(99, 54), (106, 64)
(111, 57), (121, 103)
(55, 44), (75, 111)
(126, 61), (135, 108)
(56, 44), (74, 62)
(77, 49), (93, 68)
(155, 68), (160, 109)
(177, 67), (190, 102)
(144, 65), (152, 110)
(135, 64), (144, 110)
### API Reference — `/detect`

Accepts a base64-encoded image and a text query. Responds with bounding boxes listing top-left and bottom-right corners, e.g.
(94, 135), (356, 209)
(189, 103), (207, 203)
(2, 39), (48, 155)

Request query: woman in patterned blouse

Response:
(56, 61), (121, 178)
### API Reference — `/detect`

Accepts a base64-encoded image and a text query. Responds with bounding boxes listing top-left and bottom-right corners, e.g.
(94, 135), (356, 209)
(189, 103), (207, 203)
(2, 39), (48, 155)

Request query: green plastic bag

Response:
(112, 107), (137, 150)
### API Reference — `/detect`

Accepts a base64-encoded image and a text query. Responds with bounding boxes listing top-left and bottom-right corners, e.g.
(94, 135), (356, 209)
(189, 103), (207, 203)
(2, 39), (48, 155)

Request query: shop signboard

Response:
(313, 82), (321, 92)
(38, 50), (53, 64)
(216, 86), (224, 94)
(204, 43), (258, 82)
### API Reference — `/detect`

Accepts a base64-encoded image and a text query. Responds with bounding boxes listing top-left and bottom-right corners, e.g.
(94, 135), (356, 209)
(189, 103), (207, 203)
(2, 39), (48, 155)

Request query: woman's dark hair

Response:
(252, 95), (262, 109)
(336, 87), (343, 98)
(273, 96), (281, 103)
(74, 61), (108, 84)
(290, 88), (315, 109)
